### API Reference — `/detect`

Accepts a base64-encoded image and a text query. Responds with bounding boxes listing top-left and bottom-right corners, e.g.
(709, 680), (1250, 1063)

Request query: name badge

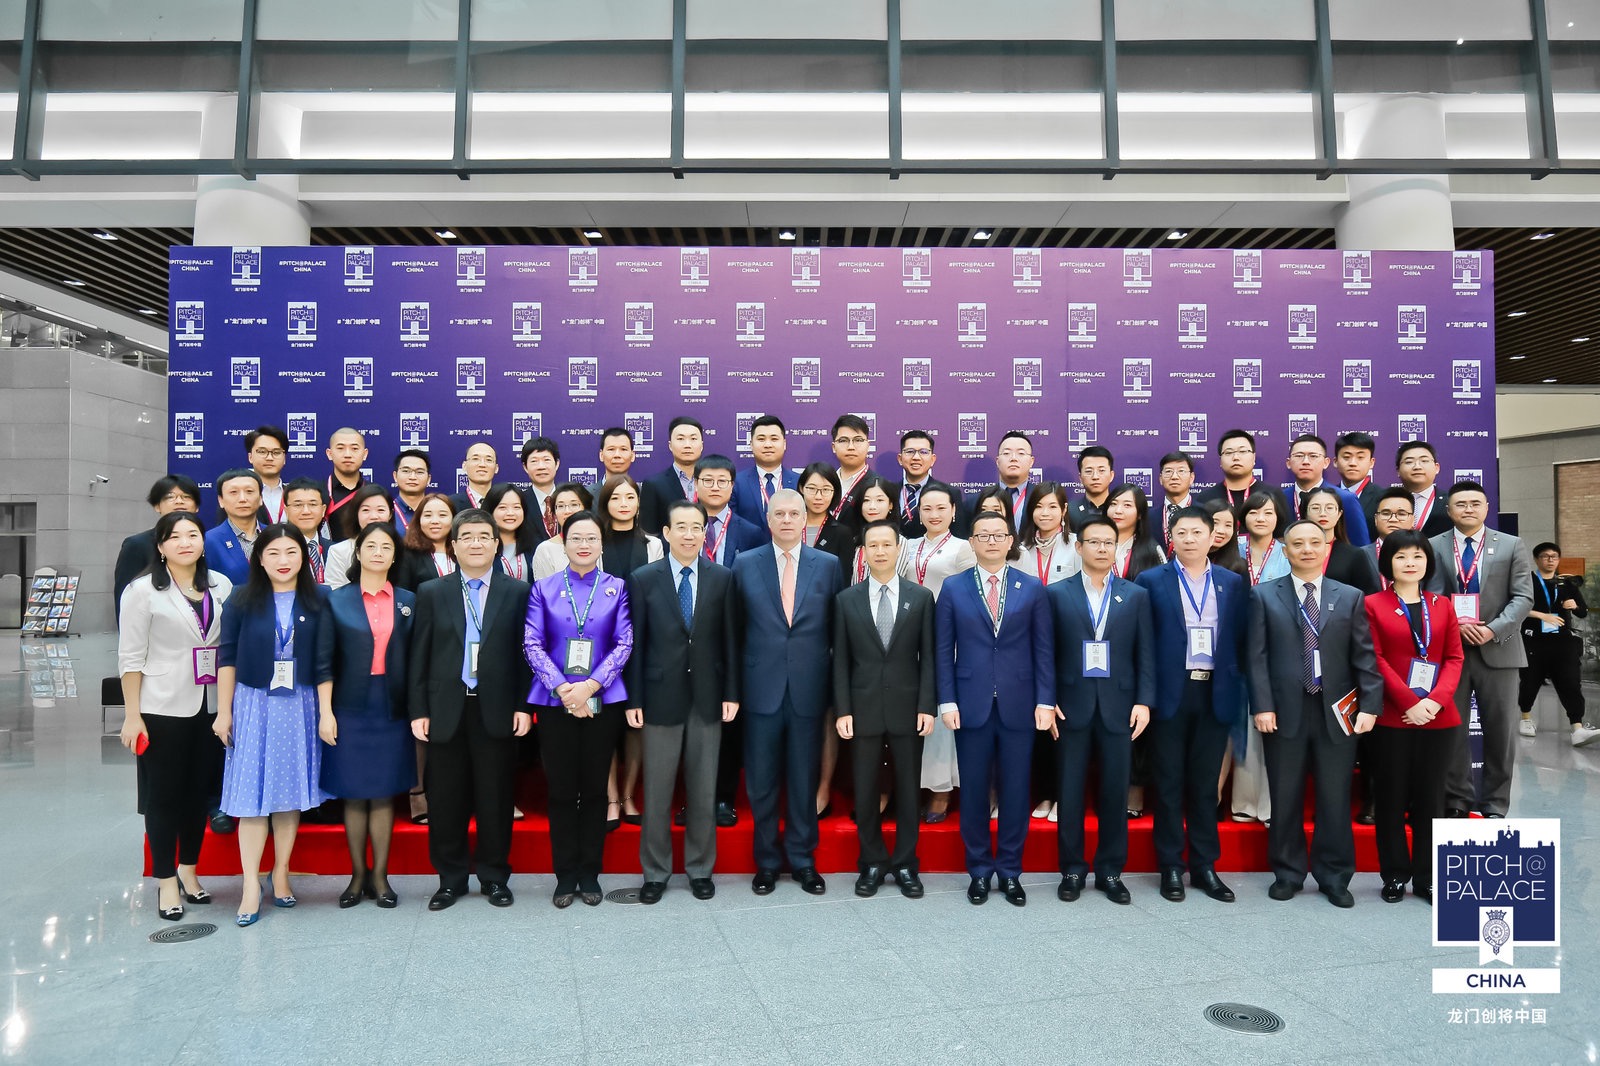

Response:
(1312, 649), (1322, 687)
(1187, 626), (1214, 658)
(1540, 619), (1559, 635)
(1407, 658), (1439, 697)
(565, 637), (595, 676)
(1083, 640), (1110, 678)
(1452, 593), (1481, 624)
(271, 660), (294, 692)
(192, 647), (218, 686)
(468, 641), (480, 681)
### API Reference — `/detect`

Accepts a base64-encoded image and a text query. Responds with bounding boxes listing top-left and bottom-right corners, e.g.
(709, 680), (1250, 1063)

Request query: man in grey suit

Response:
(1426, 481), (1534, 817)
(626, 499), (741, 905)
(833, 519), (936, 899)
(1248, 520), (1384, 908)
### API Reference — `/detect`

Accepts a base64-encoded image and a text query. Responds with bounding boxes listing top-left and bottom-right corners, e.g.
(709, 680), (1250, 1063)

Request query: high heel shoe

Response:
(237, 880), (263, 927)
(621, 795), (642, 826)
(338, 874), (366, 909)
(272, 878), (297, 908)
(160, 904), (185, 921)
(179, 883), (212, 905)
(605, 801), (621, 833)
(375, 885), (399, 909)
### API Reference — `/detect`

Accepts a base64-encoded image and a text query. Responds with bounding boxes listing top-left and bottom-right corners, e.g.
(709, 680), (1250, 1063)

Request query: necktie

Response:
(307, 540), (324, 583)
(705, 516), (719, 561)
(1460, 536), (1479, 593)
(780, 550), (796, 625)
(875, 585), (894, 649)
(462, 578), (485, 689)
(677, 565), (695, 629)
(1012, 488), (1024, 528)
(1301, 581), (1321, 694)
(986, 574), (1001, 627)
(1298, 491), (1311, 518)
(764, 472), (776, 509)
(904, 482), (920, 520)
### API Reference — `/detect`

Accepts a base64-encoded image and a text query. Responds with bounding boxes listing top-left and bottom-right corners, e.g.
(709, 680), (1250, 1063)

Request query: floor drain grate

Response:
(604, 888), (641, 905)
(1204, 1003), (1285, 1035)
(149, 923), (218, 945)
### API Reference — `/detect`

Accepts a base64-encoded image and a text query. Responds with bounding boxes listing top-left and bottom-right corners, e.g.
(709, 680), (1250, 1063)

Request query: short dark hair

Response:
(664, 498), (708, 527)
(393, 448), (431, 473)
(1377, 529), (1437, 583)
(1216, 429), (1256, 456)
(282, 475), (328, 505)
(1376, 486), (1413, 511)
(520, 435), (560, 464)
(860, 518), (901, 542)
(1282, 518), (1325, 541)
(1447, 480), (1487, 501)
(1239, 490), (1285, 538)
(483, 482), (537, 553)
(831, 413), (870, 439)
(1076, 445), (1114, 469)
(146, 474), (201, 509)
(600, 426), (634, 447)
(561, 509), (602, 539)
(1334, 431), (1376, 454)
(998, 430), (1032, 450)
(146, 512), (213, 592)
(971, 485), (1015, 527)
(1289, 433), (1328, 456)
(667, 415), (705, 437)
(244, 425), (288, 454)
(1532, 541), (1560, 557)
(450, 507), (495, 541)
(1158, 451), (1195, 473)
(899, 428), (934, 451)
(694, 454), (736, 479)
(216, 467), (262, 493)
(1077, 515), (1117, 543)
(918, 482), (956, 508)
(797, 463), (842, 509)
(750, 414), (787, 436)
(1167, 504), (1214, 534)
(970, 511), (1021, 561)
(1396, 440), (1438, 467)
(344, 522), (404, 584)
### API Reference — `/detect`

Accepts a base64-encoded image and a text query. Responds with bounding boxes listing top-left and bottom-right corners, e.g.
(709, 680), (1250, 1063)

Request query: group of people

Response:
(113, 414), (1592, 925)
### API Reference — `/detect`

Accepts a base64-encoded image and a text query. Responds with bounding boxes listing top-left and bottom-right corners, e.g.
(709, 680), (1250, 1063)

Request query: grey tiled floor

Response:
(2, 634), (1596, 1064)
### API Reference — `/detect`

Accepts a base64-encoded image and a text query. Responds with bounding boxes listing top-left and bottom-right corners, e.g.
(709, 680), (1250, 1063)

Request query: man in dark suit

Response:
(203, 468), (264, 587)
(518, 435), (561, 541)
(833, 519), (936, 899)
(1197, 428), (1292, 518)
(282, 477), (332, 584)
(1046, 516), (1155, 904)
(1426, 481), (1534, 817)
(1137, 506), (1249, 905)
(626, 499), (741, 905)
(731, 414), (798, 538)
(830, 414), (876, 532)
(892, 429), (967, 539)
(1283, 433), (1371, 547)
(1067, 446), (1115, 534)
(1363, 487), (1416, 578)
(448, 440), (498, 513)
(935, 510), (1055, 907)
(639, 416), (705, 532)
(115, 474), (201, 620)
(408, 509), (533, 911)
(1334, 431), (1384, 542)
(1395, 441), (1452, 538)
(733, 488), (841, 896)
(1248, 519), (1384, 907)
(695, 455), (764, 568)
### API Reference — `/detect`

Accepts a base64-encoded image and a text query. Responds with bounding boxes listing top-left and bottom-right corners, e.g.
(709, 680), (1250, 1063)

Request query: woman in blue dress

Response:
(317, 522), (416, 909)
(215, 524), (333, 926)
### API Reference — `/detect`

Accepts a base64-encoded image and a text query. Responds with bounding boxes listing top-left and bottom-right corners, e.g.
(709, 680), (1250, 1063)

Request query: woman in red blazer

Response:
(1362, 529), (1464, 906)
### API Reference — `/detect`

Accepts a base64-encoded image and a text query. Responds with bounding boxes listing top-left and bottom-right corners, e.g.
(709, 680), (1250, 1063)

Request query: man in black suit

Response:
(409, 509), (533, 911)
(1395, 441), (1452, 537)
(830, 414), (876, 533)
(282, 477), (332, 584)
(1334, 431), (1383, 542)
(1247, 519), (1384, 907)
(694, 455), (764, 567)
(640, 416), (705, 532)
(519, 435), (562, 540)
(448, 440), (498, 513)
(114, 474), (201, 620)
(626, 499), (741, 904)
(1045, 516), (1155, 904)
(832, 519), (936, 899)
(892, 429), (967, 539)
(1066, 446), (1115, 534)
(1197, 428), (1291, 519)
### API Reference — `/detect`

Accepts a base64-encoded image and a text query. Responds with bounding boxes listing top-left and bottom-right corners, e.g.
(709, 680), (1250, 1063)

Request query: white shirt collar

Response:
(870, 574), (899, 601)
(1293, 574), (1323, 603)
(1453, 527), (1482, 548)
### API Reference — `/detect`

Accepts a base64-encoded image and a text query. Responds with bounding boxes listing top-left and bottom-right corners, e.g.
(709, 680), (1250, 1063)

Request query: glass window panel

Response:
(39, 0), (244, 41)
(902, 95), (1101, 159)
(0, 2), (27, 39)
(686, 41), (886, 93)
(1117, 44), (1314, 160)
(1332, 43), (1530, 94)
(471, 0), (671, 41)
(297, 103), (454, 158)
(1551, 43), (1600, 92)
(470, 93), (669, 158)
(901, 0), (1099, 41)
(255, 42), (456, 92)
(38, 43), (238, 92)
(1552, 43), (1600, 158)
(683, 95), (886, 159)
(1330, 0), (1530, 41)
(1334, 43), (1535, 160)
(1116, 0), (1313, 41)
(1118, 44), (1312, 93)
(902, 42), (1099, 93)
(40, 95), (213, 159)
(0, 40), (20, 90)
(687, 0), (884, 41)
(472, 41), (671, 92)
(1547, 0), (1596, 42)
(256, 0), (458, 41)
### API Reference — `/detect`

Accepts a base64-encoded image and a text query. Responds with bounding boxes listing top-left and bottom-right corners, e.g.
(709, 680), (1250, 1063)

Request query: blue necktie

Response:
(764, 472), (776, 512)
(461, 578), (484, 689)
(1301, 582), (1321, 694)
(1460, 536), (1479, 593)
(678, 565), (695, 629)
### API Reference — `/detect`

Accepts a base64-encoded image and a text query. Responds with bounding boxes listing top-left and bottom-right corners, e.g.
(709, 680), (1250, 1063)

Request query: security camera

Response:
(92, 474), (110, 484)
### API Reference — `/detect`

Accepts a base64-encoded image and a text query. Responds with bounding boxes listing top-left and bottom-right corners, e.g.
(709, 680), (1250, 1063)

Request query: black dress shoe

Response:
(690, 878), (716, 900)
(428, 885), (465, 911)
(581, 890), (603, 906)
(179, 886), (212, 905)
(208, 810), (237, 835)
(793, 867), (826, 895)
(1095, 874), (1131, 905)
(1380, 880), (1406, 903)
(1444, 807), (1469, 819)
(715, 802), (738, 828)
(966, 876), (990, 905)
(673, 807), (687, 827)
(751, 869), (778, 895)
(892, 867), (924, 899)
(1000, 877), (1027, 907)
(1057, 873), (1083, 902)
(1415, 885), (1433, 904)
(854, 866), (886, 897)
(159, 904), (184, 922)
(1355, 802), (1376, 826)
(552, 891), (576, 909)
(1322, 885), (1355, 909)
(639, 881), (666, 905)
(1192, 869), (1235, 903)
(375, 888), (398, 909)
(1159, 869), (1186, 902)
(1267, 879), (1301, 902)
(338, 879), (365, 909)
(482, 882), (514, 907)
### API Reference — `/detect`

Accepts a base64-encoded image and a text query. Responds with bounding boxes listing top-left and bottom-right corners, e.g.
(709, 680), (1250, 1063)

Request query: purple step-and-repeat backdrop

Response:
(167, 246), (1495, 502)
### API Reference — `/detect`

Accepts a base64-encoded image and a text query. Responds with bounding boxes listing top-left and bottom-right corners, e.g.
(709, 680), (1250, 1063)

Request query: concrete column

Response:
(193, 95), (310, 246)
(1334, 95), (1454, 251)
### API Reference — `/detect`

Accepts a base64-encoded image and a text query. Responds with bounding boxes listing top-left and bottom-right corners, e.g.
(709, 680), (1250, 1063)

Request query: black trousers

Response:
(1150, 680), (1229, 873)
(1371, 724), (1450, 893)
(1056, 715), (1132, 878)
(538, 702), (624, 891)
(141, 711), (224, 879)
(1262, 692), (1358, 891)
(744, 693), (822, 871)
(1518, 638), (1587, 724)
(852, 731), (923, 870)
(716, 709), (744, 806)
(426, 694), (517, 890)
(1032, 730), (1059, 804)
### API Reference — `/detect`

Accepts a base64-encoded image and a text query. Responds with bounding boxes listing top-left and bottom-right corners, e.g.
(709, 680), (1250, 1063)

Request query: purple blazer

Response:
(523, 566), (633, 707)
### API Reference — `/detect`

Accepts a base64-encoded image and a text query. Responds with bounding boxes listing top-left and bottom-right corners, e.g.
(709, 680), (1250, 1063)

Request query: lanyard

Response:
(833, 469), (867, 519)
(1453, 535), (1481, 591)
(1413, 487), (1436, 530)
(803, 522), (821, 548)
(306, 540), (325, 583)
(266, 487), (285, 524)
(1086, 576), (1112, 640)
(757, 468), (782, 510)
(501, 547), (525, 581)
(461, 575), (486, 633)
(913, 533), (952, 585)
(433, 552), (454, 577)
(1225, 478), (1257, 508)
(1175, 561), (1212, 622)
(273, 599), (295, 659)
(1540, 576), (1560, 609)
(393, 498), (414, 537)
(704, 513), (731, 561)
(854, 548), (868, 584)
(325, 475), (362, 517)
(1397, 593), (1432, 658)
(1245, 538), (1275, 586)
(974, 566), (1008, 633)
(1348, 475), (1372, 496)
(1297, 586), (1320, 633)
(563, 569), (602, 637)
(1034, 537), (1057, 585)
(901, 481), (921, 522)
(1117, 540), (1133, 578)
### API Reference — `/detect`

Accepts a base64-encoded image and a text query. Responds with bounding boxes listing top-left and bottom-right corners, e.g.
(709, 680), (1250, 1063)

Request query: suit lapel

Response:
(792, 550), (820, 616)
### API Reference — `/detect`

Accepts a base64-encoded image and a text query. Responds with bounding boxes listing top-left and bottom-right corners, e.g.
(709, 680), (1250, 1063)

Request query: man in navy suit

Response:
(1284, 433), (1371, 547)
(733, 488), (842, 896)
(1137, 505), (1250, 905)
(694, 455), (764, 568)
(935, 510), (1055, 907)
(731, 415), (798, 538)
(1046, 516), (1155, 904)
(639, 416), (705, 532)
(203, 468), (264, 586)
(892, 428), (967, 539)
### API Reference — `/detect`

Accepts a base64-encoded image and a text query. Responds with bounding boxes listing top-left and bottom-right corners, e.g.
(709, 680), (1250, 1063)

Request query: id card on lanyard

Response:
(1176, 562), (1215, 665)
(1083, 579), (1112, 678)
(271, 603), (296, 691)
(1397, 596), (1438, 696)
(190, 589), (217, 684)
(562, 569), (602, 677)
(1452, 538), (1482, 623)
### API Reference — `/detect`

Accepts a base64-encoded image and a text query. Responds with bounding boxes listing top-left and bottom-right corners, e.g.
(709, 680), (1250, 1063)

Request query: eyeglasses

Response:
(250, 448), (285, 458)
(395, 466), (429, 477)
(971, 533), (1012, 543)
(801, 485), (834, 496)
(900, 448), (933, 458)
(160, 492), (195, 504)
(1288, 451), (1324, 462)
(455, 533), (496, 545)
(566, 535), (601, 547)
(1080, 539), (1116, 549)
(834, 436), (869, 446)
(696, 478), (732, 490)
(1219, 448), (1254, 458)
(1376, 509), (1413, 520)
(1159, 468), (1189, 478)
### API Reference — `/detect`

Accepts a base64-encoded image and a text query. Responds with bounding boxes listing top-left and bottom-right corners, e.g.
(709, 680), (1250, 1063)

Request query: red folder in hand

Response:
(1331, 688), (1360, 736)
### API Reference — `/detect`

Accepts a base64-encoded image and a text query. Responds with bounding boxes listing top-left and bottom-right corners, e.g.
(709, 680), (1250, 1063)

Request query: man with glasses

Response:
(1284, 434), (1371, 547)
(450, 441), (499, 514)
(1363, 488), (1416, 584)
(831, 414), (875, 532)
(641, 416), (705, 532)
(1395, 441), (1453, 537)
(410, 509), (533, 911)
(991, 431), (1036, 533)
(114, 474), (202, 619)
(1198, 429), (1290, 521)
(1067, 446), (1116, 534)
(732, 414), (798, 538)
(694, 455), (763, 568)
(392, 448), (433, 540)
(1156, 451), (1196, 549)
(892, 429), (966, 539)
(243, 425), (290, 525)
(1426, 482), (1534, 817)
(282, 477), (332, 584)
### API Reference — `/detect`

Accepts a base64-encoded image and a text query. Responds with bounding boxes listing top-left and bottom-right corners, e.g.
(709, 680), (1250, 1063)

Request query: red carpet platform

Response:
(158, 800), (1394, 877)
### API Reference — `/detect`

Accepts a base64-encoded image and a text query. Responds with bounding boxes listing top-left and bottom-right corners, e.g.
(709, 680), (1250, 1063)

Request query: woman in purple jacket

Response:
(524, 510), (634, 908)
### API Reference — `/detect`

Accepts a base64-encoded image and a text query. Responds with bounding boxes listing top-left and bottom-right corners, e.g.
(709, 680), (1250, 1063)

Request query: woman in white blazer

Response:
(117, 511), (233, 922)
